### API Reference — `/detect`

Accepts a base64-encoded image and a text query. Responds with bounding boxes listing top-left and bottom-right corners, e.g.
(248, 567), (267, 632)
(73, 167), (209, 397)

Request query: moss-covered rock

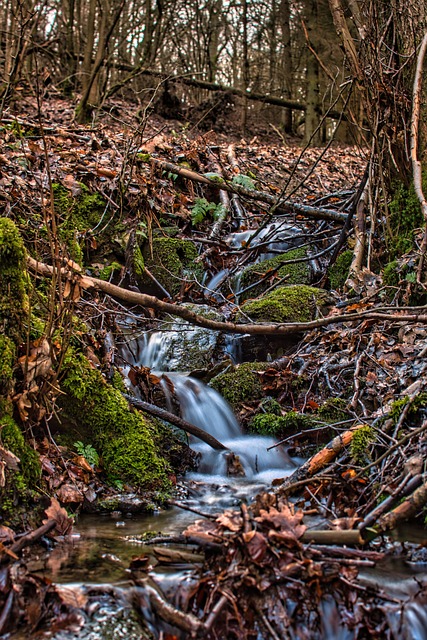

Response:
(141, 237), (202, 296)
(210, 362), (266, 409)
(317, 397), (348, 421)
(0, 217), (28, 341)
(239, 247), (310, 301)
(237, 285), (328, 324)
(328, 250), (353, 290)
(60, 352), (172, 493)
(249, 410), (319, 437)
(0, 412), (42, 523)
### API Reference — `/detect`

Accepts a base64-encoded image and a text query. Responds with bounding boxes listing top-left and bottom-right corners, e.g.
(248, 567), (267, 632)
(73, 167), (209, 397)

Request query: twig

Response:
(123, 394), (228, 450)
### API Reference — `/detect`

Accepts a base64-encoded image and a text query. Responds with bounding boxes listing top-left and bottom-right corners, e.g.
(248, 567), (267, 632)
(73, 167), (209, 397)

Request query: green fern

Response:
(232, 174), (255, 190)
(191, 198), (226, 226)
(74, 441), (100, 467)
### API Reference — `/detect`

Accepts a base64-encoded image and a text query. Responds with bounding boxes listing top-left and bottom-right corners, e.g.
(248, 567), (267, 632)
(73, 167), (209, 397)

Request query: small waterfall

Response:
(125, 332), (295, 482)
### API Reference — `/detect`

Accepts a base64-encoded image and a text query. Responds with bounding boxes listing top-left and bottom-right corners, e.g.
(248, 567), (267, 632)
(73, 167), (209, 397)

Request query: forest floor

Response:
(1, 92), (427, 638)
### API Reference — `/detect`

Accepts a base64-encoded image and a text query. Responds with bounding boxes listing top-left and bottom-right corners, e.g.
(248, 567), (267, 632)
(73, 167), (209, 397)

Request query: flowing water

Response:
(33, 313), (427, 638)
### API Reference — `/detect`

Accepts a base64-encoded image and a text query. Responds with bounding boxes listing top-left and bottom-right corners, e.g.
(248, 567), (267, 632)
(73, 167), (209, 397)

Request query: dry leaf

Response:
(43, 497), (74, 535)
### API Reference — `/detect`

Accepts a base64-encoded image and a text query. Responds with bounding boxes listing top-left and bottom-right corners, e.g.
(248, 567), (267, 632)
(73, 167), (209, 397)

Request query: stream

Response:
(24, 226), (427, 637)
(24, 323), (427, 639)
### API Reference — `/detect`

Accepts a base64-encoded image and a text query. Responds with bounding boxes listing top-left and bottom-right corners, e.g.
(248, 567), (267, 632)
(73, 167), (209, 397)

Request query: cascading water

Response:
(128, 330), (296, 483)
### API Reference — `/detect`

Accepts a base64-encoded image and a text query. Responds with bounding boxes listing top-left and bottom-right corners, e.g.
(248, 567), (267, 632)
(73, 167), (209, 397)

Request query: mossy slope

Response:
(141, 237), (202, 295)
(0, 217), (28, 341)
(60, 352), (171, 492)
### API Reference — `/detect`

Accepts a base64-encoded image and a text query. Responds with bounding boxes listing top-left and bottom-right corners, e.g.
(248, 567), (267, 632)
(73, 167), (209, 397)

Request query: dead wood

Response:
(368, 477), (427, 538)
(301, 529), (364, 545)
(359, 473), (423, 533)
(138, 581), (206, 636)
(274, 425), (366, 497)
(123, 393), (228, 450)
(27, 256), (427, 337)
(151, 158), (349, 223)
(0, 519), (56, 564)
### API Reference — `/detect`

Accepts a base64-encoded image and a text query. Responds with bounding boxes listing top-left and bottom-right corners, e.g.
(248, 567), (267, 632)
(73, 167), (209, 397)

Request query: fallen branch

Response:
(123, 393), (228, 450)
(0, 519), (56, 564)
(275, 425), (366, 496)
(366, 477), (427, 539)
(151, 158), (349, 223)
(27, 256), (427, 336)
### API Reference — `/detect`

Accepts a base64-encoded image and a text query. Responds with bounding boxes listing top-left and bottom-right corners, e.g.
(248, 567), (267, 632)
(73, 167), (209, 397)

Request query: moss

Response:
(60, 352), (171, 492)
(237, 285), (327, 324)
(0, 218), (28, 341)
(239, 247), (310, 301)
(388, 178), (426, 258)
(0, 413), (42, 522)
(52, 183), (108, 264)
(259, 396), (282, 416)
(98, 261), (123, 281)
(317, 397), (348, 421)
(210, 362), (266, 409)
(249, 410), (318, 437)
(328, 250), (353, 290)
(141, 237), (202, 295)
(382, 260), (400, 287)
(0, 335), (15, 394)
(133, 245), (145, 278)
(249, 413), (288, 436)
(350, 425), (375, 464)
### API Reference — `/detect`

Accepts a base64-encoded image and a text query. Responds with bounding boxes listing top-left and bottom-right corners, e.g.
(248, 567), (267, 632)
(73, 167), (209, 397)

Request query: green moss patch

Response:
(388, 179), (426, 258)
(0, 413), (41, 522)
(249, 410), (318, 437)
(60, 352), (171, 492)
(239, 247), (310, 301)
(141, 237), (202, 295)
(238, 285), (328, 324)
(210, 362), (266, 409)
(328, 250), (353, 290)
(0, 218), (28, 341)
(53, 182), (108, 264)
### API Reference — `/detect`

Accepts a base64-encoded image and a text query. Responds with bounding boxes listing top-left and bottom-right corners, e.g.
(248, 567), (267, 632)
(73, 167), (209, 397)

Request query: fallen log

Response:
(150, 158), (349, 223)
(123, 393), (228, 450)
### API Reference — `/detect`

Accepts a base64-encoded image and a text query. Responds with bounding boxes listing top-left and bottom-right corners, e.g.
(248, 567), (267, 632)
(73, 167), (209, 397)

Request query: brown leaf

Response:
(0, 445), (20, 470)
(0, 525), (15, 543)
(255, 503), (306, 543)
(216, 510), (243, 532)
(56, 484), (84, 504)
(15, 391), (32, 421)
(43, 497), (74, 535)
(96, 167), (116, 178)
(183, 519), (217, 544)
(242, 530), (268, 563)
(55, 584), (88, 608)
